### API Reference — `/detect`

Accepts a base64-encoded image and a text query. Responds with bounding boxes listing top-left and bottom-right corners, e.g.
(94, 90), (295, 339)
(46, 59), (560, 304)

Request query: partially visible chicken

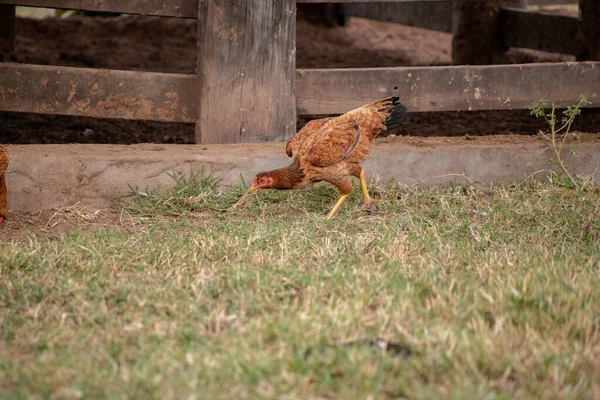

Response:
(250, 97), (407, 219)
(0, 145), (8, 223)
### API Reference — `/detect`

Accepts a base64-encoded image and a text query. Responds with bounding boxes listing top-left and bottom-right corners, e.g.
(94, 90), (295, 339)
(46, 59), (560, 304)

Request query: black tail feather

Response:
(377, 96), (408, 130)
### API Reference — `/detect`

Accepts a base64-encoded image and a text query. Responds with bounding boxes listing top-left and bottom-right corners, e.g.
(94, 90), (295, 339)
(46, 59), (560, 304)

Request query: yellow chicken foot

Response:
(325, 193), (350, 220)
(359, 170), (376, 206)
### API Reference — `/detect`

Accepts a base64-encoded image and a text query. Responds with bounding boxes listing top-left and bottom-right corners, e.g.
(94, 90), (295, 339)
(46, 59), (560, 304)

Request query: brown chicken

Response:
(0, 145), (9, 223)
(250, 96), (407, 219)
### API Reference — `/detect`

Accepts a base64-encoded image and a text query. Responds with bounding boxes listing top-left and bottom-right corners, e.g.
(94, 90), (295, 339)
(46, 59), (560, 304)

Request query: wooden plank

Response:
(1, 0), (568, 21)
(0, 5), (15, 61)
(0, 0), (197, 18)
(1, 62), (597, 123)
(0, 63), (196, 122)
(0, 0), (445, 18)
(295, 63), (600, 115)
(341, 2), (452, 33)
(452, 0), (502, 65)
(195, 0), (296, 144)
(500, 8), (579, 56)
(578, 0), (600, 61)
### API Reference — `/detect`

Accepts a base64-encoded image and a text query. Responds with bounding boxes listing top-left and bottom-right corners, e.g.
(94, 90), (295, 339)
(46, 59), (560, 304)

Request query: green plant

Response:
(119, 169), (248, 217)
(529, 94), (592, 190)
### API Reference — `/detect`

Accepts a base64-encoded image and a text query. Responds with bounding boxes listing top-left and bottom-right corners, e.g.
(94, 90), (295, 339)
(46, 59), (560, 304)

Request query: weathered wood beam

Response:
(499, 8), (579, 56)
(295, 63), (599, 115)
(0, 0), (446, 19)
(0, 5), (15, 62)
(578, 0), (600, 61)
(0, 0), (197, 17)
(0, 0), (576, 21)
(0, 63), (196, 122)
(195, 0), (296, 144)
(1, 63), (597, 124)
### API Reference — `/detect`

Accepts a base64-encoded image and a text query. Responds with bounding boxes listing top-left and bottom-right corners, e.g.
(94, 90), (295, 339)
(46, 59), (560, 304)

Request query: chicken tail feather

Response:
(373, 96), (407, 130)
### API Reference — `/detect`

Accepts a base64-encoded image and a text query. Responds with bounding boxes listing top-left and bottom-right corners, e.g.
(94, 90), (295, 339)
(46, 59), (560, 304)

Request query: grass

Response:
(1, 172), (600, 399)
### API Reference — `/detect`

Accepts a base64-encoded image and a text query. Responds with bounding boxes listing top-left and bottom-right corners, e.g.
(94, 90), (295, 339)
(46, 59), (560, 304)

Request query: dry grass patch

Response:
(1, 172), (599, 399)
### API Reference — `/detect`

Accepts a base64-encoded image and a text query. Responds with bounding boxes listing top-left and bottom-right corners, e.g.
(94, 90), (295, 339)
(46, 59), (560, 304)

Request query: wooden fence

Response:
(0, 0), (598, 144)
(341, 0), (580, 41)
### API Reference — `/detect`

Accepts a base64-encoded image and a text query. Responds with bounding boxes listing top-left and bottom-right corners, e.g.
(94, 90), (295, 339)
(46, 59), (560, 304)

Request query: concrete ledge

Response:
(5, 139), (600, 212)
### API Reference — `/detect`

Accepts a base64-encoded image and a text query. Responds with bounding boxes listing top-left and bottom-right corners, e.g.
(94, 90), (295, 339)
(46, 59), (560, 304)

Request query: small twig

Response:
(228, 191), (254, 212)
(404, 172), (486, 191)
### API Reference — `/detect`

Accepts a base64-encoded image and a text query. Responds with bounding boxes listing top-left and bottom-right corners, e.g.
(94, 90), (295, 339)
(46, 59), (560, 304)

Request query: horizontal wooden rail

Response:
(0, 0), (450, 18)
(296, 63), (599, 114)
(0, 63), (196, 122)
(0, 0), (195, 17)
(500, 8), (579, 56)
(1, 62), (597, 122)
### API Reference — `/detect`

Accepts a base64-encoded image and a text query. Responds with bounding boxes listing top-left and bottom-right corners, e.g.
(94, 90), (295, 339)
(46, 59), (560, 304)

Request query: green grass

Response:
(1, 172), (599, 399)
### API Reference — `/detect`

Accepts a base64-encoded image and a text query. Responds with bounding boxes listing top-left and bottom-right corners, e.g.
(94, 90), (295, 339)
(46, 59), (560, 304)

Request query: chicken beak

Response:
(249, 187), (257, 193)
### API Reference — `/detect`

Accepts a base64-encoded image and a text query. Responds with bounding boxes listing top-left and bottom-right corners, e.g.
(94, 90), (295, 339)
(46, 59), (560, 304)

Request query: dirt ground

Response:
(0, 206), (131, 243)
(1, 13), (598, 144)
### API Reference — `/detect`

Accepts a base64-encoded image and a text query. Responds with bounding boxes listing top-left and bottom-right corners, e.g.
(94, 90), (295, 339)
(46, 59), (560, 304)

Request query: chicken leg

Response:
(358, 169), (376, 206)
(325, 193), (349, 220)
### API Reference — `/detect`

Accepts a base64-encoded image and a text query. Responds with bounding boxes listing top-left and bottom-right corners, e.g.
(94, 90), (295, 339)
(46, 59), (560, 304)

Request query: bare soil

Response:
(380, 131), (600, 147)
(1, 13), (598, 145)
(0, 206), (140, 243)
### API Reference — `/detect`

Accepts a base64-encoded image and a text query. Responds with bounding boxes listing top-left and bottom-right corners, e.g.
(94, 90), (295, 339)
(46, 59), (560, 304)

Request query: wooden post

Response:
(452, 0), (501, 65)
(0, 5), (15, 62)
(196, 0), (296, 144)
(578, 0), (600, 60)
(324, 4), (336, 27)
(324, 4), (346, 27)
